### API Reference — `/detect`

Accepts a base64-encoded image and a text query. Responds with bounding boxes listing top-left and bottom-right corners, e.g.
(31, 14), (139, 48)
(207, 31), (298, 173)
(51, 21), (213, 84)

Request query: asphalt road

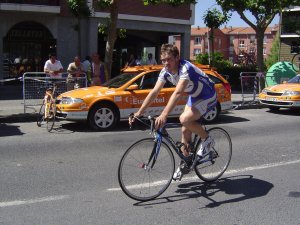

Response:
(0, 107), (299, 225)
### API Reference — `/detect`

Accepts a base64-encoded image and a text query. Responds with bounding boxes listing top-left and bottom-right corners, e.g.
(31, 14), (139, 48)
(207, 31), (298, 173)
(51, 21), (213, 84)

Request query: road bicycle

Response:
(118, 116), (232, 201)
(292, 53), (300, 73)
(36, 80), (63, 132)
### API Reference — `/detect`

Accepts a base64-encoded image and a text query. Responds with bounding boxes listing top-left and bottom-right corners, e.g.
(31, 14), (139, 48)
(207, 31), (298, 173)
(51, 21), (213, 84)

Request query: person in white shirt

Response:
(44, 53), (64, 78)
(146, 53), (157, 65)
(82, 55), (91, 73)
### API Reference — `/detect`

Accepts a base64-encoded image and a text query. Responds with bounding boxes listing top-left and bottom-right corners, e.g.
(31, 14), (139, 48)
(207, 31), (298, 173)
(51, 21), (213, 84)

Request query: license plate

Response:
(266, 97), (278, 101)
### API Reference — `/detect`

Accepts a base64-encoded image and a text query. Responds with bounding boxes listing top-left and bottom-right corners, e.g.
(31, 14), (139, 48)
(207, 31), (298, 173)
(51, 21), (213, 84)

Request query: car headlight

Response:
(282, 90), (300, 96)
(61, 97), (84, 104)
(261, 89), (268, 94)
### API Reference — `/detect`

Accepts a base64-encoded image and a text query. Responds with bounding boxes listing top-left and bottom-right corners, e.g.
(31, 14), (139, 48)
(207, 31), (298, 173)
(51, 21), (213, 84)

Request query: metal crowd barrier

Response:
(22, 72), (87, 113)
(234, 72), (265, 109)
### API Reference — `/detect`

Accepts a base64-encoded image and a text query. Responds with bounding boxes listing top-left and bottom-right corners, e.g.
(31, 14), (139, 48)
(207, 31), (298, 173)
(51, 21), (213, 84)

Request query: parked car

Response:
(259, 74), (300, 110)
(56, 64), (232, 131)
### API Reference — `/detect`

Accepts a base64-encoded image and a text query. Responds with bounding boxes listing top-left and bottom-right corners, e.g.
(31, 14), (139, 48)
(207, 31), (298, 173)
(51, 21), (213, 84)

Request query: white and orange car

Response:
(259, 74), (300, 110)
(56, 64), (232, 130)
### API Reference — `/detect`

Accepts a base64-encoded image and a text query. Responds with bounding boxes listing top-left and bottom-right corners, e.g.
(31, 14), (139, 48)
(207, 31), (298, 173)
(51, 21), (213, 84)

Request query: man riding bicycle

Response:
(129, 43), (217, 181)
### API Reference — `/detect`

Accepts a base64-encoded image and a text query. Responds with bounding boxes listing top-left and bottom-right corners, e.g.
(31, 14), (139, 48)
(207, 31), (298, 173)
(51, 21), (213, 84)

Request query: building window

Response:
(263, 48), (267, 55)
(264, 35), (267, 44)
(249, 47), (255, 54)
(194, 36), (201, 45)
(194, 48), (201, 56)
(239, 40), (245, 48)
(250, 35), (255, 44)
(230, 36), (234, 46)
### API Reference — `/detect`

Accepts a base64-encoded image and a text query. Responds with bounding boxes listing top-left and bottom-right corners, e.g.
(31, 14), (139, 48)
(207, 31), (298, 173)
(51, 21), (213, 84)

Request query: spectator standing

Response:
(126, 54), (136, 67)
(82, 56), (91, 73)
(146, 53), (157, 65)
(67, 56), (84, 90)
(44, 53), (64, 78)
(88, 53), (108, 86)
(135, 55), (144, 66)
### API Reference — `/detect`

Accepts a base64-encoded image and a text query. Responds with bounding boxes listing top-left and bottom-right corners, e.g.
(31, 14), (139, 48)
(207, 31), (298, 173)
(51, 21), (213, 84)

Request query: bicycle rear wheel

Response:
(292, 54), (300, 72)
(118, 138), (175, 201)
(37, 101), (46, 127)
(194, 127), (232, 182)
(46, 101), (56, 132)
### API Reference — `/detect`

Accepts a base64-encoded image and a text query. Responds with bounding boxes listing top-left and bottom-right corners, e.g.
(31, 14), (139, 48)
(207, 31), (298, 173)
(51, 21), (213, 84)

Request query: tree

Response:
(203, 8), (230, 66)
(215, 0), (298, 72)
(265, 30), (280, 69)
(66, 0), (91, 56)
(96, 0), (197, 79)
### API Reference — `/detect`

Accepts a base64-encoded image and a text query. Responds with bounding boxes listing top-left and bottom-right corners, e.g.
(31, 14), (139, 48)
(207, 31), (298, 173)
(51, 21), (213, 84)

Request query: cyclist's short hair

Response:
(160, 44), (179, 58)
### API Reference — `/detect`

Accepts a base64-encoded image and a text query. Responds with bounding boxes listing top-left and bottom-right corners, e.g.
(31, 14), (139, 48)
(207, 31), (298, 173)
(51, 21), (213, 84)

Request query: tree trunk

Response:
(104, 0), (119, 80)
(256, 28), (265, 72)
(256, 28), (266, 90)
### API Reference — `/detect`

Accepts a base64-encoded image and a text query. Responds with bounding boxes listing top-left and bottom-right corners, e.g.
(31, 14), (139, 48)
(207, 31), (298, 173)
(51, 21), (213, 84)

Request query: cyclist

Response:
(129, 43), (217, 181)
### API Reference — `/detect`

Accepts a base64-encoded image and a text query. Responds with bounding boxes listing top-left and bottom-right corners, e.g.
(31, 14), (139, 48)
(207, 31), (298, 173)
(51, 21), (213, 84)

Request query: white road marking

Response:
(109, 159), (300, 192)
(0, 195), (69, 208)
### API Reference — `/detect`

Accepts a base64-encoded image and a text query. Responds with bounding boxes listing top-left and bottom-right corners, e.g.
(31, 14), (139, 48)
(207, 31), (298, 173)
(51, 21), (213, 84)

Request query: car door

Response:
(127, 71), (171, 116)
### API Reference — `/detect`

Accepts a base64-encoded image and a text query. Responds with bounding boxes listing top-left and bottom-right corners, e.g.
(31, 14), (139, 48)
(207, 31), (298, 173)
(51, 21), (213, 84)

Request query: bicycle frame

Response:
(146, 122), (199, 169)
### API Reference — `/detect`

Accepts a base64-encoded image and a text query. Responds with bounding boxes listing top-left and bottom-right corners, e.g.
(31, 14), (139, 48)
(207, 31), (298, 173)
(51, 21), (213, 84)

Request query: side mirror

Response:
(126, 84), (139, 91)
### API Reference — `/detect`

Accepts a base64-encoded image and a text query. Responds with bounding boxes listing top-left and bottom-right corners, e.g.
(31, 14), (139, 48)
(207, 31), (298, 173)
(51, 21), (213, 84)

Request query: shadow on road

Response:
(266, 108), (300, 116)
(0, 123), (24, 137)
(58, 114), (250, 133)
(134, 175), (273, 208)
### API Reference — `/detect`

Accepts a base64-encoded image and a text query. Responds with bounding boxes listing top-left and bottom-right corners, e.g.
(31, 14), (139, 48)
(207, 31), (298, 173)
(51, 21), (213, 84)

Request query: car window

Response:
(206, 74), (221, 84)
(103, 73), (138, 88)
(139, 72), (159, 89)
(288, 75), (300, 84)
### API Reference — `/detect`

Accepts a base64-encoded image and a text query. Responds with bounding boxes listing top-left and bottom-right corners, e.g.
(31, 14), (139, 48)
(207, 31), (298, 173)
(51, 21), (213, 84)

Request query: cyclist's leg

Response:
(179, 105), (208, 144)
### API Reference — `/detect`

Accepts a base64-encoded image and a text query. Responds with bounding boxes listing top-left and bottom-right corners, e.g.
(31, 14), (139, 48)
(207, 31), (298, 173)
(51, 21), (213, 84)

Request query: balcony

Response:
(0, 0), (60, 13)
(0, 1), (59, 5)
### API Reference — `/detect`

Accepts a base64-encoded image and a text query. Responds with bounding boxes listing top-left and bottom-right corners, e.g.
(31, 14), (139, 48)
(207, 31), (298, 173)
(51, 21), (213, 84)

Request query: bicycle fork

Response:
(142, 134), (162, 171)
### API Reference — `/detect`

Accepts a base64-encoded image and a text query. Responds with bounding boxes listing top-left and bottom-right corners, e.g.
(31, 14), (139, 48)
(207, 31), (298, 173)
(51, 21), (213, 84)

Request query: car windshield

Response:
(102, 73), (138, 88)
(288, 75), (300, 84)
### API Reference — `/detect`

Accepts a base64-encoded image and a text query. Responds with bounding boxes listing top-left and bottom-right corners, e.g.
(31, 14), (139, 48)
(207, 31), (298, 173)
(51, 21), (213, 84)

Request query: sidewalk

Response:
(0, 85), (260, 123)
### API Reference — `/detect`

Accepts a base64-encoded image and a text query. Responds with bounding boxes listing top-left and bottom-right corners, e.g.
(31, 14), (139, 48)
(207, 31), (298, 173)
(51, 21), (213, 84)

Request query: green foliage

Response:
(203, 8), (230, 29)
(196, 52), (258, 90)
(143, 0), (197, 6)
(98, 18), (127, 39)
(265, 31), (280, 69)
(195, 52), (232, 70)
(67, 0), (91, 17)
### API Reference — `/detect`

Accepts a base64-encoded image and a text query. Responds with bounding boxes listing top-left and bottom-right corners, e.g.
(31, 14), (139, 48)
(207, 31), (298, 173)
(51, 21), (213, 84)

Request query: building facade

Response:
(173, 25), (278, 65)
(279, 6), (300, 62)
(0, 0), (195, 79)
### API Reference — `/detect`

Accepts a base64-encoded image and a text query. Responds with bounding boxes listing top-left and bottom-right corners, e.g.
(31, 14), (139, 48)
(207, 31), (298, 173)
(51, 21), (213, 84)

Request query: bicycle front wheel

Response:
(194, 127), (232, 182)
(37, 101), (46, 127)
(118, 138), (175, 201)
(46, 102), (56, 132)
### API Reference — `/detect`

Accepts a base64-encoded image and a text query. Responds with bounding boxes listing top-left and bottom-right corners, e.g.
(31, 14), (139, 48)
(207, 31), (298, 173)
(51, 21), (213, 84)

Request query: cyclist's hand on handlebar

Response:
(128, 112), (143, 128)
(155, 114), (167, 130)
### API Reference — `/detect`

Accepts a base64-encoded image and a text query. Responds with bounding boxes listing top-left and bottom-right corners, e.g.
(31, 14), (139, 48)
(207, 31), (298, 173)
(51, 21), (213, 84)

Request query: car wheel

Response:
(268, 106), (280, 111)
(88, 102), (119, 131)
(203, 103), (220, 123)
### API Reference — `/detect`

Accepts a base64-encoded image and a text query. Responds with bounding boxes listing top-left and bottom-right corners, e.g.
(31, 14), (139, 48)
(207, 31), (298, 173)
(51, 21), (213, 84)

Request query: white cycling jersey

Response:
(158, 59), (217, 109)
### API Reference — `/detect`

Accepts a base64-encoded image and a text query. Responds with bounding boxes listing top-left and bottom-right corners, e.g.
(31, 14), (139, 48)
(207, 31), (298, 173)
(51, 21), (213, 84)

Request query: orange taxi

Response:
(56, 64), (232, 131)
(259, 74), (300, 110)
